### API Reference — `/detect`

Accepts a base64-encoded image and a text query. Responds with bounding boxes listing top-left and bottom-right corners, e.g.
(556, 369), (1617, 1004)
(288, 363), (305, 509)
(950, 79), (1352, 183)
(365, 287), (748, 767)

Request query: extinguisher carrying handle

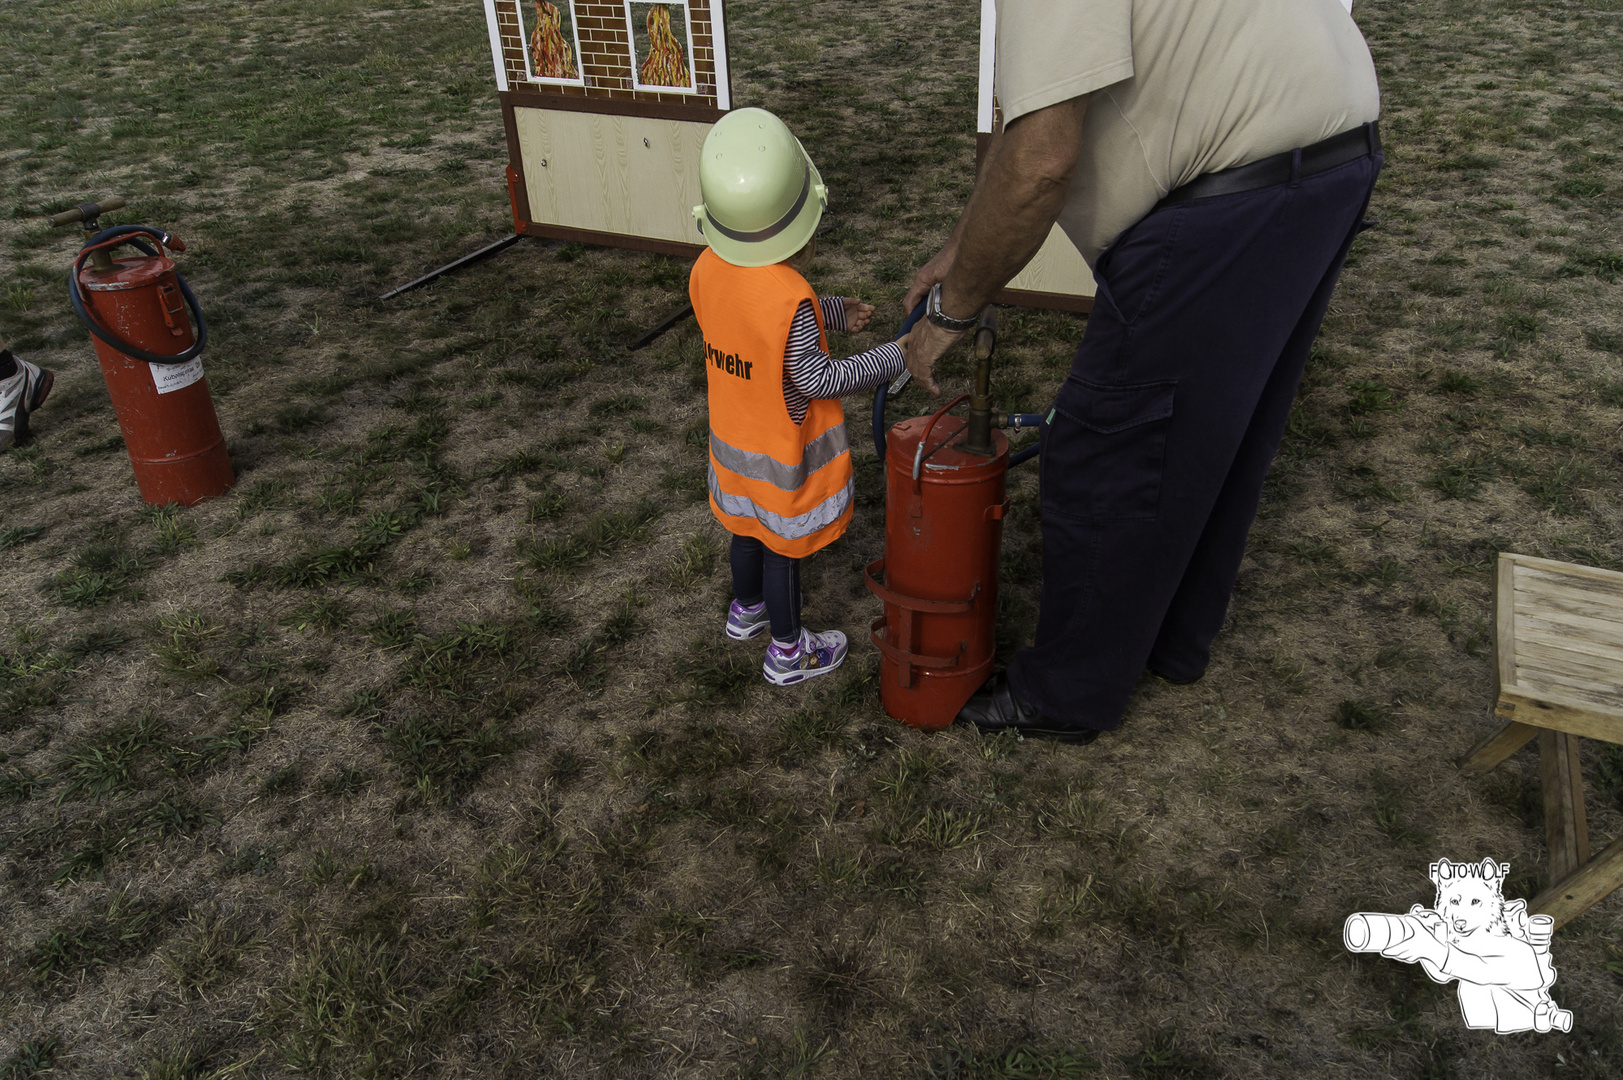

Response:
(913, 394), (973, 482)
(68, 225), (208, 365)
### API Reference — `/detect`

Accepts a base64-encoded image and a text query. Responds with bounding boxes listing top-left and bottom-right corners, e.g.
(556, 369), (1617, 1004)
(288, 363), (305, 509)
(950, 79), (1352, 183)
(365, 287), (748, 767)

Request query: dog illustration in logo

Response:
(1344, 858), (1572, 1034)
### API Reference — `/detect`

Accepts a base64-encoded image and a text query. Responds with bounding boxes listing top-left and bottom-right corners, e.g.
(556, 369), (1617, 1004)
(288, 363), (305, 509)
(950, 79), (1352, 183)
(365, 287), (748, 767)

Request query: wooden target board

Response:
(483, 1), (729, 257)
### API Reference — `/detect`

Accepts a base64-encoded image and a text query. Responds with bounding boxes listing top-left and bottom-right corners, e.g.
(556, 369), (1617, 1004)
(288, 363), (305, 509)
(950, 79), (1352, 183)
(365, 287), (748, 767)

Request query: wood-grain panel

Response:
(515, 107), (711, 247)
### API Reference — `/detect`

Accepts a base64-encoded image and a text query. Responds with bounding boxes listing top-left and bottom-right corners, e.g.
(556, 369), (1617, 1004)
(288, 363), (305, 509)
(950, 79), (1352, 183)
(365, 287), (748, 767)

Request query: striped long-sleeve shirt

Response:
(780, 297), (906, 425)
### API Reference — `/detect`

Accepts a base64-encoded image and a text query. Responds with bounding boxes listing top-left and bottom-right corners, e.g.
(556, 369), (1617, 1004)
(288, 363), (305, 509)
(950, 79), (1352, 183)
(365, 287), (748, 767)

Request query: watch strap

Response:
(926, 282), (978, 332)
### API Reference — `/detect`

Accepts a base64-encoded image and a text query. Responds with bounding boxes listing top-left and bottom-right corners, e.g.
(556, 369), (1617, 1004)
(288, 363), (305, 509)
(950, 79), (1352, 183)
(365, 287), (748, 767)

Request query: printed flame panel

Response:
(492, 0), (723, 109)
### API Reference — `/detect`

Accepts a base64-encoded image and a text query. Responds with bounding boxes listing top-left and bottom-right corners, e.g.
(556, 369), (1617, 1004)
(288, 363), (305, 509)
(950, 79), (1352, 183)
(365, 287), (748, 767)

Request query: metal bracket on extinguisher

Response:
(157, 281), (187, 337)
(865, 557), (976, 688)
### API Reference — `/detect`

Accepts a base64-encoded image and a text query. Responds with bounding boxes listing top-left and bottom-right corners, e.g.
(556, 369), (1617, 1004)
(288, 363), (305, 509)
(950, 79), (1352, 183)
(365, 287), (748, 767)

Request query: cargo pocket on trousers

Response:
(1040, 377), (1177, 522)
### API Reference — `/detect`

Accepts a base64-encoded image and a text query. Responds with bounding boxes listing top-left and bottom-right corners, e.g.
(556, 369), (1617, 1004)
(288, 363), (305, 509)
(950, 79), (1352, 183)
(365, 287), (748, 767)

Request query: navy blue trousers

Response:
(1008, 148), (1382, 730)
(730, 535), (802, 642)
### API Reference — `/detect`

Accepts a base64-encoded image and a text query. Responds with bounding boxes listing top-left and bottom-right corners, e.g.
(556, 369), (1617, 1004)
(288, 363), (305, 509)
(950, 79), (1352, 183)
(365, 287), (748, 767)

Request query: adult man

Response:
(903, 0), (1382, 741)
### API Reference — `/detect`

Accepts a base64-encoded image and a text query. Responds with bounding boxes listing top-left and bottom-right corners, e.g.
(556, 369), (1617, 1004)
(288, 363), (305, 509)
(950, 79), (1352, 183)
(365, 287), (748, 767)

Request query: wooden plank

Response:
(502, 100), (532, 227)
(1516, 638), (1623, 681)
(1512, 581), (1623, 613)
(1512, 558), (1623, 594)
(522, 221), (702, 259)
(1516, 580), (1623, 619)
(1494, 690), (1623, 742)
(1516, 669), (1621, 708)
(992, 287), (1094, 314)
(1510, 554), (1623, 589)
(1531, 832), (1623, 928)
(1513, 675), (1622, 717)
(1516, 602), (1623, 636)
(1513, 626), (1623, 667)
(503, 85), (725, 123)
(1516, 665), (1622, 702)
(1497, 553), (1517, 695)
(1517, 613), (1623, 651)
(1457, 717), (1538, 773)
(1539, 730), (1588, 883)
(1516, 649), (1623, 689)
(1514, 577), (1623, 617)
(1519, 607), (1623, 639)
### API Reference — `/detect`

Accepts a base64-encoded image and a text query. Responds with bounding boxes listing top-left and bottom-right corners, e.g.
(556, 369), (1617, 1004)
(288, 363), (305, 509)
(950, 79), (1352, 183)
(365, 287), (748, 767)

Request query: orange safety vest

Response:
(689, 249), (853, 558)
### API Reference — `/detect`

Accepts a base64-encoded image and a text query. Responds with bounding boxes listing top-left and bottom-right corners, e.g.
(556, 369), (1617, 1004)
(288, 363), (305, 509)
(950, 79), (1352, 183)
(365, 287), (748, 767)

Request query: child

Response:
(0, 345), (54, 454)
(690, 108), (908, 685)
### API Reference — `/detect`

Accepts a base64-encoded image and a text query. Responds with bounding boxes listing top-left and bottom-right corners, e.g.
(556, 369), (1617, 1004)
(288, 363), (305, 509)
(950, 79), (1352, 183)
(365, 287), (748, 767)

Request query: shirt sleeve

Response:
(819, 296), (848, 332)
(995, 0), (1135, 125)
(781, 300), (905, 424)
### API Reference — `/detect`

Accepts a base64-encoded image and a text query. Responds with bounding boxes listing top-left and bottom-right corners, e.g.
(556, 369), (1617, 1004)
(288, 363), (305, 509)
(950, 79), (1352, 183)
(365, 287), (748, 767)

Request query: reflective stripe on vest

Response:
(708, 465), (853, 541)
(709, 423), (849, 492)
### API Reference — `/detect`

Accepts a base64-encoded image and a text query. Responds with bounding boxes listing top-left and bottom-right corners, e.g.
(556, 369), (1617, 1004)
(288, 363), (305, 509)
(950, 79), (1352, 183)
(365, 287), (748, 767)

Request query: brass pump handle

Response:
(49, 197), (126, 228)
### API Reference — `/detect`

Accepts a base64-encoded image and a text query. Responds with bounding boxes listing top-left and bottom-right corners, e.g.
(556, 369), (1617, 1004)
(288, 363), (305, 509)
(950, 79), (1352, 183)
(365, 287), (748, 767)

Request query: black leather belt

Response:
(1156, 121), (1380, 210)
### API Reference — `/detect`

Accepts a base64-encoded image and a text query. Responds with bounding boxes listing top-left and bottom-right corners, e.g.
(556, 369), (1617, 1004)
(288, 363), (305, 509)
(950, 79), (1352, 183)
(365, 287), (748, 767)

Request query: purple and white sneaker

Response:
(762, 627), (847, 686)
(725, 599), (770, 641)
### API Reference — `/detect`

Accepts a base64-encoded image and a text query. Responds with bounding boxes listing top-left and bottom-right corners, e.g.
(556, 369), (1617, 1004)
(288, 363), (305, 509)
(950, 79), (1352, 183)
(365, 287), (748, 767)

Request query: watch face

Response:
(929, 283), (973, 329)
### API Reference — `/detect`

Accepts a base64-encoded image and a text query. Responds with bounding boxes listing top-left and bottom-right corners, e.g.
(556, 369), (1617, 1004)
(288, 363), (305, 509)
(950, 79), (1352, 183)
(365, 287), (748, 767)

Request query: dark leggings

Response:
(730, 535), (801, 642)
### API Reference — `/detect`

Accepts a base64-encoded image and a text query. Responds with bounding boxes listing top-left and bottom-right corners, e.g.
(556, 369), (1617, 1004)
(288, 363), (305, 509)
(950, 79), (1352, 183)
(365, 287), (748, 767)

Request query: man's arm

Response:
(901, 96), (1088, 395)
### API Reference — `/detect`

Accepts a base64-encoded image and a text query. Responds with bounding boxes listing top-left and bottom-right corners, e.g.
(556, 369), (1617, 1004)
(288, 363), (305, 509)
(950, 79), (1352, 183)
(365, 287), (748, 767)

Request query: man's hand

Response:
(899, 317), (966, 398)
(904, 243), (958, 315)
(841, 297), (875, 333)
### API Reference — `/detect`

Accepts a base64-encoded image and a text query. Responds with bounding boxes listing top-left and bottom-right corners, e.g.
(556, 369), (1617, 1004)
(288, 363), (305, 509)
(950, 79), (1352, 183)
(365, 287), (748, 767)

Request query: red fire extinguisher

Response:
(56, 199), (234, 506)
(866, 393), (1010, 729)
(866, 309), (1046, 730)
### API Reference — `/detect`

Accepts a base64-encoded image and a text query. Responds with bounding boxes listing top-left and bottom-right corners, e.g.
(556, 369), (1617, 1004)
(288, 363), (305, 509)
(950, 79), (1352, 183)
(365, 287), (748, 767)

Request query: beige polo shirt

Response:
(995, 0), (1381, 266)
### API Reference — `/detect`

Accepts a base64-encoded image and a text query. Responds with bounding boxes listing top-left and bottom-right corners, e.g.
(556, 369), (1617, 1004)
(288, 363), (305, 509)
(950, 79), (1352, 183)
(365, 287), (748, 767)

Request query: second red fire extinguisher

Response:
(56, 199), (233, 507)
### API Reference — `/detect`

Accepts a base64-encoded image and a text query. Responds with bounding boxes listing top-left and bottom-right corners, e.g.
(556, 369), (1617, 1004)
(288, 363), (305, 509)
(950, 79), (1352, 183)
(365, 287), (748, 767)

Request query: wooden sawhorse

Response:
(1458, 553), (1623, 928)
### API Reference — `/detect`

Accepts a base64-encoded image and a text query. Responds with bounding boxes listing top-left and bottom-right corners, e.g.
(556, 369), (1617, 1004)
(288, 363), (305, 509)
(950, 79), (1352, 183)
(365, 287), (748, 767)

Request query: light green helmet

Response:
(694, 108), (827, 268)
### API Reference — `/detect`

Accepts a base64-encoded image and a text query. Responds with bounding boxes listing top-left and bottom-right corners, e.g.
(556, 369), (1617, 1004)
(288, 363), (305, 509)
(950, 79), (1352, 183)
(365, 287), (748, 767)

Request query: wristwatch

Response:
(926, 281), (978, 333)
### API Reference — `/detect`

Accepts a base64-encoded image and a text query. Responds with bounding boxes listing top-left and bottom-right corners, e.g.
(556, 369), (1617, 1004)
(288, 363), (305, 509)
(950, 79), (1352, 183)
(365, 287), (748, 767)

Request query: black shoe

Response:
(955, 672), (1101, 744)
(1146, 666), (1203, 686)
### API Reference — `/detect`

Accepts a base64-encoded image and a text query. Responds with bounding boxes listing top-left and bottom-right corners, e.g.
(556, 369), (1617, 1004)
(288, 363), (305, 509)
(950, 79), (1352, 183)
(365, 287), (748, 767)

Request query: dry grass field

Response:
(3, 1), (1623, 1077)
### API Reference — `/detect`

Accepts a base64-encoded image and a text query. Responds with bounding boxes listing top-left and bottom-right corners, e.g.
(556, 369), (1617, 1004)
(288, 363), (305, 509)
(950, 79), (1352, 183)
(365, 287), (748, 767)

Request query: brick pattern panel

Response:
(497, 0), (722, 110)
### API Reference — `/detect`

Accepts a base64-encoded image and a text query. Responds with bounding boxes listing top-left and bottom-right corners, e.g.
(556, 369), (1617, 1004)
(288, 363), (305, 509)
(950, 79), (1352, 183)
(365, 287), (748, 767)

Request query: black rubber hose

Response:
(872, 300), (928, 460)
(68, 225), (208, 365)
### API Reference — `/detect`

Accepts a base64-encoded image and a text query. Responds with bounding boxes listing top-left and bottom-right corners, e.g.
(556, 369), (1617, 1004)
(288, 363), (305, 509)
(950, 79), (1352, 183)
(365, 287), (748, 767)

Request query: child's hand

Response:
(841, 297), (874, 333)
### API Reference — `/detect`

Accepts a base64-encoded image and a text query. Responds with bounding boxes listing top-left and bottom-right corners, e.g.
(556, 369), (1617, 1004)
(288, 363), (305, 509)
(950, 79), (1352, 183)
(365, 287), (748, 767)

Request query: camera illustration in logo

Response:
(1344, 858), (1572, 1034)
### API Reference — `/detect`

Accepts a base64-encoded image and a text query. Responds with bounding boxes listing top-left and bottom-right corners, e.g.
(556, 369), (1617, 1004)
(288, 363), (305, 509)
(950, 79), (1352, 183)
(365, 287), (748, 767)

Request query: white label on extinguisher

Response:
(149, 358), (204, 395)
